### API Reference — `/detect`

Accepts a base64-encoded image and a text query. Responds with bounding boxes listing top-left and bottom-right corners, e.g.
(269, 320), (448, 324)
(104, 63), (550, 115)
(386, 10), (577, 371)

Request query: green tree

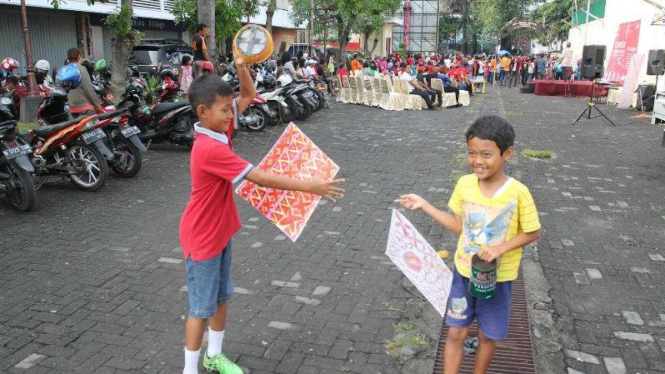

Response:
(470, 0), (541, 49)
(531, 0), (574, 46)
(172, 0), (259, 55)
(291, 0), (401, 64)
(51, 0), (139, 99)
(439, 14), (458, 44)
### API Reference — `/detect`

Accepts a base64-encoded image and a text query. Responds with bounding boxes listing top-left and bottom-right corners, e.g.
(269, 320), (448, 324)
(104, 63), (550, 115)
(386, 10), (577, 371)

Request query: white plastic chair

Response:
(459, 90), (471, 106)
(347, 75), (359, 104)
(372, 77), (383, 107)
(355, 76), (366, 106)
(381, 78), (402, 111)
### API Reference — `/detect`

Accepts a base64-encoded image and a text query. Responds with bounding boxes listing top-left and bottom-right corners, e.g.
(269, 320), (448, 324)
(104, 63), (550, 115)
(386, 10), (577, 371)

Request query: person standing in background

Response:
(192, 24), (211, 78)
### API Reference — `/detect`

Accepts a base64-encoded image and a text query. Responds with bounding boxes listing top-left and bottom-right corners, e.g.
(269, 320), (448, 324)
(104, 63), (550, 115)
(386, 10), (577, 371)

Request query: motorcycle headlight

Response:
(0, 97), (12, 105)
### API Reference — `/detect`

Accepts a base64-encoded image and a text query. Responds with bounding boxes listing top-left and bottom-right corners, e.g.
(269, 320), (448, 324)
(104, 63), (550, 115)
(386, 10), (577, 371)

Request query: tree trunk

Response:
(369, 38), (379, 56)
(337, 15), (356, 66)
(198, 0), (216, 59)
(110, 0), (136, 101)
(462, 2), (469, 53)
(265, 0), (277, 34)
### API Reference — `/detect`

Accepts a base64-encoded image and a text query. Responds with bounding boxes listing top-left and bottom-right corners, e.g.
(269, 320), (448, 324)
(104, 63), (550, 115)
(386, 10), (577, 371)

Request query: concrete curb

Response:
(522, 244), (567, 374)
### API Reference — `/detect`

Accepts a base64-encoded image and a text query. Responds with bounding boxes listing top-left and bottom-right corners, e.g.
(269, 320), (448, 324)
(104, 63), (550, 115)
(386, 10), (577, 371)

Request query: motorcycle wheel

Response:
(110, 137), (143, 178)
(1, 163), (35, 212)
(282, 103), (295, 124)
(247, 107), (268, 132)
(316, 90), (326, 111)
(297, 101), (313, 121)
(307, 88), (324, 111)
(267, 102), (281, 126)
(68, 142), (109, 192)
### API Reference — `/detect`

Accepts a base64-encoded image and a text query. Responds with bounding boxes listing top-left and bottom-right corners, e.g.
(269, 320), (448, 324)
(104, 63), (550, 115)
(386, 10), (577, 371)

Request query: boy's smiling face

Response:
(466, 137), (513, 181)
(196, 94), (234, 134)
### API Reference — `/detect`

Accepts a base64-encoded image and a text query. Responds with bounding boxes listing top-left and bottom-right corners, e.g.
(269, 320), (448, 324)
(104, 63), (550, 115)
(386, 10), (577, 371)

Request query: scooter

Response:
(0, 94), (35, 211)
(118, 83), (195, 147)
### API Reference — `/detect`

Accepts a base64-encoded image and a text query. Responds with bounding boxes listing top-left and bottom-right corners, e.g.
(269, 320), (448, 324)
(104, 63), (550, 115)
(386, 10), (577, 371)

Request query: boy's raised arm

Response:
(245, 168), (345, 202)
(395, 194), (462, 235)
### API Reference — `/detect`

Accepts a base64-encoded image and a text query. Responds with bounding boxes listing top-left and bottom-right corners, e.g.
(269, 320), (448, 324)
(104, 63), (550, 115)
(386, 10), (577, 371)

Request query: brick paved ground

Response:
(1, 86), (664, 374)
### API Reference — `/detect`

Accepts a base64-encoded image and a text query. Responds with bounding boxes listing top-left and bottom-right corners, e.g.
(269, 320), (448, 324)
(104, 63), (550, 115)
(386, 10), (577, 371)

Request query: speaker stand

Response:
(572, 82), (617, 126)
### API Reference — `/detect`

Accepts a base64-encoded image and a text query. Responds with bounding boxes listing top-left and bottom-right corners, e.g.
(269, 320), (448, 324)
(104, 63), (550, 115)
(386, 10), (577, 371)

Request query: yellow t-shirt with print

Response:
(448, 174), (541, 282)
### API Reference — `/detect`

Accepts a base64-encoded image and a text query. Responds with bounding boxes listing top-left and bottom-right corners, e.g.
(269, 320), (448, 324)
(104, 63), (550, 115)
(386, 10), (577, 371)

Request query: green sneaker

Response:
(203, 353), (243, 374)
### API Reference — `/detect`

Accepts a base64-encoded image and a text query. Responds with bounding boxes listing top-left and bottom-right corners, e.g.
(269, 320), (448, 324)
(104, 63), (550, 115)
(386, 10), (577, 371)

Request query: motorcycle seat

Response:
(33, 117), (83, 138)
(152, 100), (189, 115)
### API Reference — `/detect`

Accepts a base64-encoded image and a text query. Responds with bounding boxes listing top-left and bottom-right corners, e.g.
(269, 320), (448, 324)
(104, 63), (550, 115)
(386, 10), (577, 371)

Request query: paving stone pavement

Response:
(1, 85), (664, 374)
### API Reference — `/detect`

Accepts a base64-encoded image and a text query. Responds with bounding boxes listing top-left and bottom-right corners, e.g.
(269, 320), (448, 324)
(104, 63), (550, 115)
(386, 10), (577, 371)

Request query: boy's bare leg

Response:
(184, 303), (226, 351)
(185, 318), (207, 350)
(473, 329), (497, 374)
(209, 303), (227, 331)
(444, 326), (468, 374)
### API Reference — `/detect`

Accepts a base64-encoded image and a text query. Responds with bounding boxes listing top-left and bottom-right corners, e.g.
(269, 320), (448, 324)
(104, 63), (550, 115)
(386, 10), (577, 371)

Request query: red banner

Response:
(605, 20), (641, 85)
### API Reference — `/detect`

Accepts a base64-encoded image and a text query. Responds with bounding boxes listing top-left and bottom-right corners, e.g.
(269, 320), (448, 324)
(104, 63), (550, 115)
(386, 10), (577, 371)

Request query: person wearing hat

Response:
(305, 59), (318, 79)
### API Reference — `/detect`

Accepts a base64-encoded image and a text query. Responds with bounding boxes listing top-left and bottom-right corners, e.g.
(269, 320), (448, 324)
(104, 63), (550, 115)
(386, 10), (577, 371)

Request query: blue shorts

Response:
(445, 268), (512, 340)
(185, 241), (234, 319)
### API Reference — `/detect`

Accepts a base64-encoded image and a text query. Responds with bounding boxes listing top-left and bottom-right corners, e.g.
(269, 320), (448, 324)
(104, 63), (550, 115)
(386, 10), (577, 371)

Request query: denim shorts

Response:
(445, 268), (512, 340)
(185, 241), (234, 318)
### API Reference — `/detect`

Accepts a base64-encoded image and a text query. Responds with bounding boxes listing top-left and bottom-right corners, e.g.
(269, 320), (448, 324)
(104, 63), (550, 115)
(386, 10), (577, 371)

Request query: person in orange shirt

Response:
(350, 54), (362, 74)
(488, 57), (497, 85)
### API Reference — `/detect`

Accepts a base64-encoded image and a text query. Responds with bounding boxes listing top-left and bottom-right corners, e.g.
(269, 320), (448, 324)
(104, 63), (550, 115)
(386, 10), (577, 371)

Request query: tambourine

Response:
(233, 24), (274, 64)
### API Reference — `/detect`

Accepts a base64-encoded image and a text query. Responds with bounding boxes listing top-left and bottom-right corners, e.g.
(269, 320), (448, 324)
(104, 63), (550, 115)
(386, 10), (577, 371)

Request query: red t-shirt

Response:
(179, 100), (253, 261)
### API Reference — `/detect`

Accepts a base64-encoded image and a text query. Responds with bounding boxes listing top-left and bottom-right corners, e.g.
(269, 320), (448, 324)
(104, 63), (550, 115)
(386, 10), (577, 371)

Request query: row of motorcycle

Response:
(0, 62), (327, 212)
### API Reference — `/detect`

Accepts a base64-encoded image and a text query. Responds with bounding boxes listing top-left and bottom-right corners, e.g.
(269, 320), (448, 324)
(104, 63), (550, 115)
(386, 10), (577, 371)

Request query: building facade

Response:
(567, 0), (665, 86)
(0, 0), (183, 73)
(392, 0), (441, 54)
(0, 0), (302, 73)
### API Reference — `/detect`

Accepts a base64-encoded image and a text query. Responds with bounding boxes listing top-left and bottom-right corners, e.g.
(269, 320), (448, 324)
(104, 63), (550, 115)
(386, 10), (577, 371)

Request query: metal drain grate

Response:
(432, 272), (536, 374)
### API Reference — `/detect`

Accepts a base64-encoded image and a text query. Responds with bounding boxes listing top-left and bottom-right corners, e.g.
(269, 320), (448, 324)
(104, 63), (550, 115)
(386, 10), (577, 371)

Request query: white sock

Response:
(207, 328), (225, 357)
(183, 347), (200, 374)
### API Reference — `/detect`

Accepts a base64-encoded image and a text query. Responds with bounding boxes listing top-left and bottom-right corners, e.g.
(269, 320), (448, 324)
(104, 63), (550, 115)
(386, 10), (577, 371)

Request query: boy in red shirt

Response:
(179, 56), (345, 374)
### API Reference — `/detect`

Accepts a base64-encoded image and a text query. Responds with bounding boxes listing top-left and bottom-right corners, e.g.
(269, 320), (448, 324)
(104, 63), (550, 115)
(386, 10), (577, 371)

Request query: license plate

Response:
(121, 126), (141, 138)
(82, 128), (106, 144)
(2, 144), (32, 160)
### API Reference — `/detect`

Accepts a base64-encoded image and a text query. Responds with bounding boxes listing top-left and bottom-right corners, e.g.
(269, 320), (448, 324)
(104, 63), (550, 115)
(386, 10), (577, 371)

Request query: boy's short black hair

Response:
(197, 23), (208, 32)
(188, 75), (233, 110)
(465, 115), (515, 154)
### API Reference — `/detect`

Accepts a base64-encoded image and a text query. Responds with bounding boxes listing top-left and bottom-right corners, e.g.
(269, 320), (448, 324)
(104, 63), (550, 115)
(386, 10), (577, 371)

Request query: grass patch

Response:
(386, 330), (430, 362)
(522, 149), (555, 159)
(397, 321), (414, 332)
(18, 122), (36, 132)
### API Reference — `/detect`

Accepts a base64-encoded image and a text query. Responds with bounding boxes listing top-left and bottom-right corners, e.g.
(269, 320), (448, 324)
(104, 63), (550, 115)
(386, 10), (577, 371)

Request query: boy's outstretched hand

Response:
(395, 194), (429, 211)
(308, 179), (346, 202)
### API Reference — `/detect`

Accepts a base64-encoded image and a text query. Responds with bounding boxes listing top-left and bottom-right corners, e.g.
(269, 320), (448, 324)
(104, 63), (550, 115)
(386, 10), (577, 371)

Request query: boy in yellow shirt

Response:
(396, 115), (541, 374)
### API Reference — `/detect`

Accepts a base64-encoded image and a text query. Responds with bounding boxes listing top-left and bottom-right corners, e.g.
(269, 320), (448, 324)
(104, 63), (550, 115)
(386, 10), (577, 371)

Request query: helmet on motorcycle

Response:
(82, 59), (94, 76)
(35, 60), (50, 75)
(94, 59), (107, 72)
(159, 68), (174, 80)
(202, 61), (214, 72)
(92, 80), (106, 96)
(277, 74), (293, 87)
(1, 57), (19, 72)
(55, 63), (82, 90)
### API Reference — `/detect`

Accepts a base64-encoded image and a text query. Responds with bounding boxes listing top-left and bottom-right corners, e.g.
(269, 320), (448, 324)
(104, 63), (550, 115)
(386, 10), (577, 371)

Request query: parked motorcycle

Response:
(94, 107), (146, 178)
(118, 83), (195, 147)
(27, 111), (120, 191)
(0, 94), (35, 211)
